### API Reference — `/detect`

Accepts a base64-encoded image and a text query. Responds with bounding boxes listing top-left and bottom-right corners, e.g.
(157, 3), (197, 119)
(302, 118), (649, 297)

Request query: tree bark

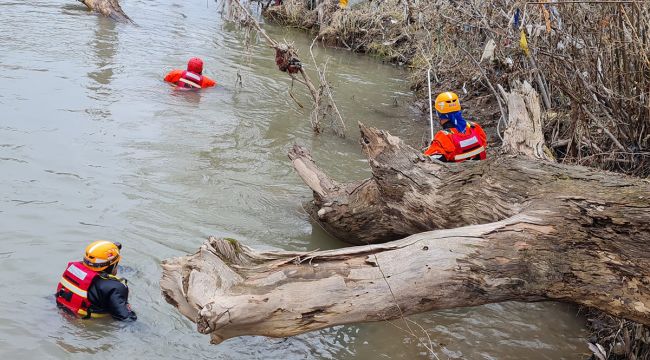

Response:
(501, 80), (554, 161)
(78, 0), (132, 23)
(160, 82), (650, 343)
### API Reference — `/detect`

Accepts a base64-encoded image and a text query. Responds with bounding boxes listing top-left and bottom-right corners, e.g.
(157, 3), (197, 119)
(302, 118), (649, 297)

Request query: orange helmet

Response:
(434, 92), (461, 114)
(83, 240), (121, 271)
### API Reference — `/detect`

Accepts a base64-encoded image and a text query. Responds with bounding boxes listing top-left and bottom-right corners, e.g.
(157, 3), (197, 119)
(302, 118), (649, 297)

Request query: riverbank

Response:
(264, 0), (650, 178)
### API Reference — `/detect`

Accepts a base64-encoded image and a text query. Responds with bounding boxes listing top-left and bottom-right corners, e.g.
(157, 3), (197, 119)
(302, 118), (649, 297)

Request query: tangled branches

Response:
(421, 0), (650, 176)
(225, 0), (346, 136)
(585, 308), (650, 360)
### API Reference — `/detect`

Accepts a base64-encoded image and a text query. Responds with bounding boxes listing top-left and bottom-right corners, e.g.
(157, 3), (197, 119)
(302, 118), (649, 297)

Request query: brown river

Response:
(0, 0), (589, 358)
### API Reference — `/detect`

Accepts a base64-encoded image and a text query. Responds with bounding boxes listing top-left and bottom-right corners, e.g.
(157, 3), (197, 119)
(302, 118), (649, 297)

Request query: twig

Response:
(457, 46), (507, 142)
(369, 247), (441, 360)
(528, 55), (552, 110)
(309, 37), (347, 137)
(580, 105), (626, 152)
(229, 0), (278, 47)
(227, 0), (323, 131)
(288, 79), (305, 108)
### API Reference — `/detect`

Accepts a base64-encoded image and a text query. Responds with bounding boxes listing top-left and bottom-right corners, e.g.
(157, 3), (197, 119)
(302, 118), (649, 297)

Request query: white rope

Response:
(427, 68), (435, 142)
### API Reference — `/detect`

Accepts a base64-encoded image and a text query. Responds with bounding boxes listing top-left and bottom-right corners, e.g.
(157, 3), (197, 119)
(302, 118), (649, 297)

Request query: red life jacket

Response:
(443, 122), (487, 162)
(176, 70), (203, 89)
(56, 261), (99, 318)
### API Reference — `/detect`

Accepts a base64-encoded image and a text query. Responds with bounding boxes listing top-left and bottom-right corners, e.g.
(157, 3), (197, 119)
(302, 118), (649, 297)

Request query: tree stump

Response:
(78, 0), (132, 22)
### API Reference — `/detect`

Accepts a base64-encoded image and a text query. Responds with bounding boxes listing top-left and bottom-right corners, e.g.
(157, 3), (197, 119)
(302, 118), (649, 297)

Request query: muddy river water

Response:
(0, 0), (589, 358)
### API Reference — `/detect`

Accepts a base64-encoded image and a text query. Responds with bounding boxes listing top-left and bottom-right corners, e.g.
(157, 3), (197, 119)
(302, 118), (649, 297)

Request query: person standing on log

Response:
(164, 57), (216, 90)
(55, 241), (137, 321)
(423, 91), (488, 162)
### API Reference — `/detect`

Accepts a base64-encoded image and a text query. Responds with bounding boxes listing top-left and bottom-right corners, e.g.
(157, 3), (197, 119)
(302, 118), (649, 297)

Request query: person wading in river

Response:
(423, 91), (488, 162)
(164, 57), (216, 90)
(55, 240), (137, 321)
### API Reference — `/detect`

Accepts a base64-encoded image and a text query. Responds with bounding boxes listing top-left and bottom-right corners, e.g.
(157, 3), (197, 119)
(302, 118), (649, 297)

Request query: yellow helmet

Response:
(434, 92), (461, 114)
(83, 240), (121, 271)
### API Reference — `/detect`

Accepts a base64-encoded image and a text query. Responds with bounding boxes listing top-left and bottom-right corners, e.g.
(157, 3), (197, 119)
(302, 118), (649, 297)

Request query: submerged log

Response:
(78, 0), (132, 22)
(161, 81), (650, 343)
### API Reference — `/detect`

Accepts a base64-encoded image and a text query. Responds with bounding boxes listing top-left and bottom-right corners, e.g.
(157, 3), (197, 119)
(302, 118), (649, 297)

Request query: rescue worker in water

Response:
(164, 57), (216, 90)
(424, 91), (488, 162)
(55, 241), (137, 321)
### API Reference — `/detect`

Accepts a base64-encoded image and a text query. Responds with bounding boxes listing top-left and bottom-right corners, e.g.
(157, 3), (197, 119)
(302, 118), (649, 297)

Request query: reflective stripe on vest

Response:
(454, 146), (486, 161)
(178, 71), (202, 89)
(56, 261), (98, 318)
(447, 122), (487, 162)
(60, 277), (88, 298)
(459, 136), (479, 148)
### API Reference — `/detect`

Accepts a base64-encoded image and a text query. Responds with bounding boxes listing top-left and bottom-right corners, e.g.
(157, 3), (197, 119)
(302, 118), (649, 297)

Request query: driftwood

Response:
(161, 83), (650, 344)
(78, 0), (132, 22)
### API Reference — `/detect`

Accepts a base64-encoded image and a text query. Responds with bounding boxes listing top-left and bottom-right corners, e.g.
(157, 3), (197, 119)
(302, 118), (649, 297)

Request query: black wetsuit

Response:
(87, 274), (137, 321)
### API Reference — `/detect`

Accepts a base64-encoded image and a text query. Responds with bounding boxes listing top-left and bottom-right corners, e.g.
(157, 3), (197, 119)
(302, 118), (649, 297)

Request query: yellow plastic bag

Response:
(519, 30), (530, 56)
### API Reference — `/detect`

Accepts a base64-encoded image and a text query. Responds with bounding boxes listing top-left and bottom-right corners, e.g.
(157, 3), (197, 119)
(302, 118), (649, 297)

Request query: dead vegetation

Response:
(264, 0), (650, 177)
(224, 0), (346, 136)
(585, 308), (650, 360)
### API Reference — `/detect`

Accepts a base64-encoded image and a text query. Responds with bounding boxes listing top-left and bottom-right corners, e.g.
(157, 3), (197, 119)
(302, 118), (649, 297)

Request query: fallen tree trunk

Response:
(78, 0), (132, 22)
(289, 128), (574, 245)
(161, 192), (650, 343)
(161, 82), (650, 344)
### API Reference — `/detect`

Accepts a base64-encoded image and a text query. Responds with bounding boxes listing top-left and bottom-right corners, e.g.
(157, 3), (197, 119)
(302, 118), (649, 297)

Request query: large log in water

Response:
(78, 0), (132, 22)
(160, 189), (650, 343)
(160, 132), (650, 343)
(160, 81), (650, 343)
